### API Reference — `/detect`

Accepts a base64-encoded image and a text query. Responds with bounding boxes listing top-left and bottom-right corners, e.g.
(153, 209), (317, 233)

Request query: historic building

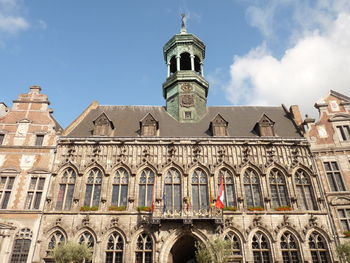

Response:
(0, 21), (345, 263)
(304, 90), (350, 247)
(0, 86), (61, 262)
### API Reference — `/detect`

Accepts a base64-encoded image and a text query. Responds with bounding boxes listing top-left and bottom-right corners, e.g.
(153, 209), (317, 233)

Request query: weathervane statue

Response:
(181, 13), (187, 33)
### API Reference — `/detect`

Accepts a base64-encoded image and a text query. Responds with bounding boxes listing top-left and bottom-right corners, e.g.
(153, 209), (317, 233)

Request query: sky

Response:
(1, 0), (350, 128)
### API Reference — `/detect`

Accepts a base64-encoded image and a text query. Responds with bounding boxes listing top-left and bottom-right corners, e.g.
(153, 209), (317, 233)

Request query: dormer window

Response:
(210, 114), (228, 136)
(140, 113), (158, 136)
(256, 114), (275, 136)
(93, 112), (114, 136)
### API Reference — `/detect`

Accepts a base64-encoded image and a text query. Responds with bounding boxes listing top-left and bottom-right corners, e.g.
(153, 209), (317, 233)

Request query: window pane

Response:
(120, 185), (128, 206)
(139, 185), (146, 207)
(33, 192), (42, 209)
(29, 178), (37, 190)
(200, 185), (209, 209)
(146, 185), (153, 207)
(174, 184), (181, 210)
(64, 184), (74, 210)
(38, 178), (45, 190)
(1, 192), (11, 208)
(84, 185), (93, 206)
(24, 192), (33, 209)
(92, 185), (101, 207)
(56, 184), (66, 210)
(192, 186), (199, 210)
(111, 185), (120, 206)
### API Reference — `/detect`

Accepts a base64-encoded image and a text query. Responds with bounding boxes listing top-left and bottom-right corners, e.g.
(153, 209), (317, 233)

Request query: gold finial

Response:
(181, 13), (187, 33)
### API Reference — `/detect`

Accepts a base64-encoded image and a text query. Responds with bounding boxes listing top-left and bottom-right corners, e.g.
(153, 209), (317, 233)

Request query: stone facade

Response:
(0, 25), (347, 263)
(0, 86), (61, 263)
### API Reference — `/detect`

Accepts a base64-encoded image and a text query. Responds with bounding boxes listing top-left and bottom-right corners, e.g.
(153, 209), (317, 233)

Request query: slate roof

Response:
(66, 105), (302, 139)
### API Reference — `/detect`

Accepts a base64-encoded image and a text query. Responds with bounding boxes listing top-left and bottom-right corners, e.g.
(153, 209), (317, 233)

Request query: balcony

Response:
(151, 204), (223, 225)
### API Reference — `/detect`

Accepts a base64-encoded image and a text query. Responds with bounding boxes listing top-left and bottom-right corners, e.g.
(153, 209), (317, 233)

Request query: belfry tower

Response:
(163, 15), (209, 122)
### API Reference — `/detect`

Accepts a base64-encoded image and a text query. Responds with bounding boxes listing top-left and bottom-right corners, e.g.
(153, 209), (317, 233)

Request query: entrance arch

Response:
(168, 235), (198, 263)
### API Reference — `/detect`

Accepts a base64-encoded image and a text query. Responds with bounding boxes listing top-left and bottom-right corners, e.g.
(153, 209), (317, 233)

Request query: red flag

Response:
(215, 176), (225, 209)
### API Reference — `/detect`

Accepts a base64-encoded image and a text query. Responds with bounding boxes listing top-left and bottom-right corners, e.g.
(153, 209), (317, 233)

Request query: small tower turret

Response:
(162, 15), (209, 122)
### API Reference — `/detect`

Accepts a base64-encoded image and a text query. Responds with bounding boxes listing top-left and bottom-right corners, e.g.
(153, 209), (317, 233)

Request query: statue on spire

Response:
(181, 13), (187, 33)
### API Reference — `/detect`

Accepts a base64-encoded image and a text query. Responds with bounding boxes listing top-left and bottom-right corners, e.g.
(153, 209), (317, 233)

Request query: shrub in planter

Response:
(247, 206), (264, 211)
(343, 231), (350, 238)
(80, 206), (98, 211)
(137, 206), (151, 212)
(275, 206), (293, 211)
(108, 206), (126, 211)
(224, 206), (237, 211)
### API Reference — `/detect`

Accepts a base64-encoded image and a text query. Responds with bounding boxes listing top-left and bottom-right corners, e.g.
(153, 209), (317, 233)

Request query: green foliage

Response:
(337, 242), (350, 263)
(80, 206), (98, 211)
(195, 237), (232, 263)
(137, 206), (151, 212)
(108, 205), (126, 211)
(53, 241), (92, 263)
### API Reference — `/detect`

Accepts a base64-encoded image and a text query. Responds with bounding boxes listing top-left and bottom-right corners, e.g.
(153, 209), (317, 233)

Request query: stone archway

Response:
(168, 234), (198, 263)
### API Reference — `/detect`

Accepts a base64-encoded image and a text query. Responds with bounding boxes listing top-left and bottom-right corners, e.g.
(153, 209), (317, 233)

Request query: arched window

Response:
(170, 56), (177, 74)
(56, 168), (76, 210)
(135, 233), (153, 263)
(10, 228), (32, 263)
(191, 169), (209, 211)
(106, 232), (124, 263)
(164, 168), (181, 212)
(295, 169), (317, 210)
(243, 169), (263, 208)
(79, 231), (94, 263)
(269, 169), (289, 207)
(47, 231), (65, 255)
(224, 232), (241, 256)
(252, 232), (272, 263)
(138, 169), (155, 207)
(309, 232), (331, 263)
(194, 55), (201, 73)
(280, 232), (301, 263)
(218, 169), (236, 207)
(180, 52), (191, 70)
(84, 168), (103, 207)
(112, 168), (129, 207)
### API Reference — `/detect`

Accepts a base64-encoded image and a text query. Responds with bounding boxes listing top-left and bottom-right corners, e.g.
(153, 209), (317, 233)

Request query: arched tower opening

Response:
(194, 55), (201, 73)
(170, 56), (177, 74)
(180, 52), (191, 70)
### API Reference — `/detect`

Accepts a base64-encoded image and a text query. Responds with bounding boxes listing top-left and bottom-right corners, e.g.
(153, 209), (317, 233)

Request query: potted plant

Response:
(80, 206), (98, 211)
(247, 206), (264, 211)
(343, 231), (350, 238)
(224, 206), (237, 211)
(275, 206), (293, 211)
(137, 206), (151, 212)
(108, 205), (126, 211)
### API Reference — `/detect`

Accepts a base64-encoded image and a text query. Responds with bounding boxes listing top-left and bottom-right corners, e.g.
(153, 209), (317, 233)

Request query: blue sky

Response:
(1, 0), (350, 127)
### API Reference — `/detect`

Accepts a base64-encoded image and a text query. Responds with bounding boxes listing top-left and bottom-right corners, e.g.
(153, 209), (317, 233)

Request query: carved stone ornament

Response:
(181, 83), (193, 92)
(180, 94), (194, 107)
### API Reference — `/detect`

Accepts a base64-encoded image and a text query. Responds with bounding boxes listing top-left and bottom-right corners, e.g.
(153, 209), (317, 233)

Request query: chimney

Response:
(289, 105), (303, 126)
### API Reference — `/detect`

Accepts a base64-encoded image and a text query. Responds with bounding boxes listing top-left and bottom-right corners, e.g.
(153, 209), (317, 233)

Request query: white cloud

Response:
(225, 0), (350, 117)
(0, 0), (29, 34)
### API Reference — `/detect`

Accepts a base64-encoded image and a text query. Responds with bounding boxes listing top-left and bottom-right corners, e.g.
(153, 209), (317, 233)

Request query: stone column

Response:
(176, 55), (181, 71)
(190, 55), (195, 71)
(200, 62), (204, 77)
(167, 62), (170, 77)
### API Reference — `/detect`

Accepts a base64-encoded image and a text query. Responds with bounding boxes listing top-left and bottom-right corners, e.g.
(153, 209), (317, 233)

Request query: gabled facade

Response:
(305, 90), (350, 246)
(0, 86), (61, 263)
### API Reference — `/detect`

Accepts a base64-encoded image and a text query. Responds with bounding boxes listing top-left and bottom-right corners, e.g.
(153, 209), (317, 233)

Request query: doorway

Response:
(169, 235), (198, 263)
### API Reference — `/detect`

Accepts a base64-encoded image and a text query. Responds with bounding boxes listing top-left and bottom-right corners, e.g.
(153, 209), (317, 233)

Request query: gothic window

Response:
(243, 169), (263, 208)
(10, 228), (32, 263)
(47, 231), (65, 255)
(224, 232), (241, 256)
(164, 168), (182, 212)
(138, 169), (155, 207)
(106, 232), (124, 263)
(111, 168), (129, 207)
(0, 175), (15, 209)
(56, 168), (76, 210)
(324, 161), (346, 191)
(218, 169), (236, 207)
(338, 208), (350, 232)
(280, 232), (302, 263)
(79, 231), (95, 248)
(191, 169), (209, 211)
(252, 232), (272, 263)
(269, 169), (289, 207)
(180, 52), (191, 70)
(135, 233), (153, 263)
(24, 177), (45, 209)
(84, 168), (103, 208)
(309, 232), (331, 263)
(294, 169), (317, 210)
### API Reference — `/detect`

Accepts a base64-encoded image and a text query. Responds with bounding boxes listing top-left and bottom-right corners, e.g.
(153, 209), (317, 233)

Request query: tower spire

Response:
(180, 13), (187, 34)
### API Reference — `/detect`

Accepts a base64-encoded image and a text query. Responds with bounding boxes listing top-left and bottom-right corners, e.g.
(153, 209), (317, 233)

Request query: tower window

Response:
(170, 56), (177, 74)
(180, 52), (191, 70)
(194, 56), (201, 73)
(184, 111), (192, 119)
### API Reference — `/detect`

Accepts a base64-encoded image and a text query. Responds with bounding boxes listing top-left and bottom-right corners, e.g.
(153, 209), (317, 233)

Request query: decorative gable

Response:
(256, 114), (275, 136)
(140, 113), (158, 136)
(210, 114), (228, 136)
(93, 112), (114, 136)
